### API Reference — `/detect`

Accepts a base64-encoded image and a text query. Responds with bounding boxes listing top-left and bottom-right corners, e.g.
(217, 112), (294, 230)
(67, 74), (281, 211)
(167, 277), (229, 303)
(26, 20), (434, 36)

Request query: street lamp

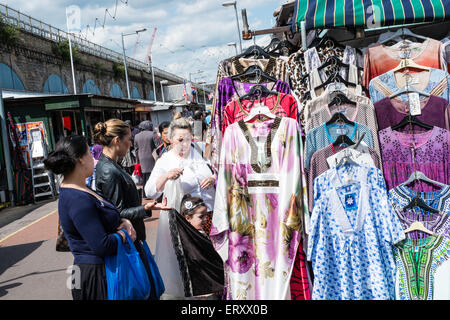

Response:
(160, 80), (168, 103)
(189, 70), (203, 103)
(227, 42), (238, 56)
(189, 70), (204, 83)
(121, 28), (147, 99)
(198, 81), (207, 106)
(222, 1), (242, 53)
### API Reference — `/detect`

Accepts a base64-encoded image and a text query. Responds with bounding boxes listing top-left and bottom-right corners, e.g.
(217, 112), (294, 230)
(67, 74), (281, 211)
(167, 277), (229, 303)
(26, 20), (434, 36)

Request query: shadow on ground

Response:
(0, 241), (44, 276)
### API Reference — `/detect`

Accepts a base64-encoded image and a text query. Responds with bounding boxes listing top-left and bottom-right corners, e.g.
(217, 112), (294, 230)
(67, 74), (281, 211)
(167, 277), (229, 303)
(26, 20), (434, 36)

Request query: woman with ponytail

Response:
(93, 118), (170, 300)
(44, 135), (136, 300)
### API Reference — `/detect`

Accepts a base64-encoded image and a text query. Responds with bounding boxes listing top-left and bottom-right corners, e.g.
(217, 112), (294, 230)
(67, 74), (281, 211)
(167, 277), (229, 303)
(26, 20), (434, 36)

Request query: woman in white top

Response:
(144, 118), (216, 299)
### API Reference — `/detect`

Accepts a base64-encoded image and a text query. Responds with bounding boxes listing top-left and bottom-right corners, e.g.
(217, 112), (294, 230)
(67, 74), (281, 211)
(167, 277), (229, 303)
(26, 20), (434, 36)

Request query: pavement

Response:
(0, 195), (160, 300)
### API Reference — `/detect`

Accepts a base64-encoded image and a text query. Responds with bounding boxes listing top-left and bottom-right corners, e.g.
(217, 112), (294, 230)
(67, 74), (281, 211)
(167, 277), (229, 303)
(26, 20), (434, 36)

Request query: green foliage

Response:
(94, 62), (103, 78)
(0, 17), (20, 47)
(112, 61), (125, 79)
(52, 40), (81, 64)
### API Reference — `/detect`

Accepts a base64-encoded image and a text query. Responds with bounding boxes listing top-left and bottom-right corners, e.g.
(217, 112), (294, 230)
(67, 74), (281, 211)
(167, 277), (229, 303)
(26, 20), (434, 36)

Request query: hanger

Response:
(403, 220), (436, 236)
(308, 36), (345, 50)
(326, 111), (355, 126)
(266, 39), (296, 57)
(243, 105), (276, 122)
(400, 171), (446, 188)
(235, 45), (272, 59)
(392, 59), (430, 73)
(314, 72), (369, 96)
(379, 28), (428, 45)
(389, 84), (430, 99)
(317, 55), (364, 73)
(332, 134), (355, 148)
(404, 196), (439, 214)
(328, 92), (357, 107)
(334, 132), (366, 168)
(239, 84), (278, 101)
(391, 114), (433, 131)
(230, 65), (277, 83)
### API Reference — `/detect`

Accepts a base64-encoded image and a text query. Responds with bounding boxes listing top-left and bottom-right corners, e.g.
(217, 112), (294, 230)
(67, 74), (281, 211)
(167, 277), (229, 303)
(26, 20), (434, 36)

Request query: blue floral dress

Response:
(307, 165), (405, 300)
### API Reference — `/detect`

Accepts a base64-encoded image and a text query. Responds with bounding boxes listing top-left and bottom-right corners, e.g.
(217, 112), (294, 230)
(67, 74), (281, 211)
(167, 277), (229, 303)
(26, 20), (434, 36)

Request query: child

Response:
(180, 194), (208, 237)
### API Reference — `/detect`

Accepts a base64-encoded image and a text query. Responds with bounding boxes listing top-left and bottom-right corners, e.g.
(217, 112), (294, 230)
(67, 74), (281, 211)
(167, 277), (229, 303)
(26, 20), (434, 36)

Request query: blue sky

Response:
(2, 0), (290, 83)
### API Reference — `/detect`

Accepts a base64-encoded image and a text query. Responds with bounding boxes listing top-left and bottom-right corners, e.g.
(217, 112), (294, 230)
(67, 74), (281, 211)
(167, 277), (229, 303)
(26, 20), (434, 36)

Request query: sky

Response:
(2, 0), (291, 84)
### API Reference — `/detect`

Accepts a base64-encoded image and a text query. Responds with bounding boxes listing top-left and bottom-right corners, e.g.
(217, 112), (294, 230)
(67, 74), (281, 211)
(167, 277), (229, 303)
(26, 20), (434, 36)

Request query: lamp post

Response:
(189, 70), (203, 103)
(198, 81), (207, 106)
(222, 1), (242, 53)
(121, 28), (147, 99)
(227, 42), (238, 56)
(160, 80), (168, 103)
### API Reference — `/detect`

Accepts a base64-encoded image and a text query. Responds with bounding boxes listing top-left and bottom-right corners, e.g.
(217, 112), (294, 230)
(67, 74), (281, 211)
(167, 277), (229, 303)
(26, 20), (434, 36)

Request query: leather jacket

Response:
(95, 153), (149, 241)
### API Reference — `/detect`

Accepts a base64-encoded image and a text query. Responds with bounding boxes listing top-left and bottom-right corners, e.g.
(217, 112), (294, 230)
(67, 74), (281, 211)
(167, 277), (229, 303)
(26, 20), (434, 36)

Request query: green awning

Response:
(292, 0), (450, 31)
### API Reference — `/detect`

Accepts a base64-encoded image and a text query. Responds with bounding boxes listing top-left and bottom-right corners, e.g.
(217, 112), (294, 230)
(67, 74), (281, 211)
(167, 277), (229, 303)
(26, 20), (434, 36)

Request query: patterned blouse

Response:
(379, 127), (450, 191)
(363, 38), (447, 88)
(305, 100), (379, 135)
(303, 88), (373, 127)
(305, 122), (376, 170)
(389, 184), (450, 214)
(369, 68), (450, 104)
(394, 235), (450, 300)
(307, 143), (382, 211)
(374, 95), (450, 132)
(308, 165), (405, 300)
(221, 93), (298, 136)
(395, 208), (450, 240)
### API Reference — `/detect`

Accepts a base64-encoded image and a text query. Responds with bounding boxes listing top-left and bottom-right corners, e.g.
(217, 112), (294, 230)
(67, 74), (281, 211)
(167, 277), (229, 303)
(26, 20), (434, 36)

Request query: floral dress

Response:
(211, 117), (307, 300)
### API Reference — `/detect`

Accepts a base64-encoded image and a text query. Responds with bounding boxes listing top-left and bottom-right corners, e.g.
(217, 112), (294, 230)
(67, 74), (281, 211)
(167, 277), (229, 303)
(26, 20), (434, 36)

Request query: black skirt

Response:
(71, 263), (108, 300)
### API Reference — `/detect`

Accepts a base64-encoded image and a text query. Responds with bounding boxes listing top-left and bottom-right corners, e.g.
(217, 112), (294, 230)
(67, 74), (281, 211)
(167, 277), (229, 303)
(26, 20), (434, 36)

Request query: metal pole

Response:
(233, 3), (242, 53)
(301, 21), (307, 50)
(121, 33), (131, 99)
(202, 84), (206, 106)
(160, 82), (165, 103)
(0, 88), (15, 206)
(65, 12), (77, 95)
(151, 53), (156, 102)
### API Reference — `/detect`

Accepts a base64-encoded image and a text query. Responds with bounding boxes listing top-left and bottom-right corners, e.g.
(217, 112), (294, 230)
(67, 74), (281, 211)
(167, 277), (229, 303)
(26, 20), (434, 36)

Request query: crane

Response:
(146, 27), (158, 66)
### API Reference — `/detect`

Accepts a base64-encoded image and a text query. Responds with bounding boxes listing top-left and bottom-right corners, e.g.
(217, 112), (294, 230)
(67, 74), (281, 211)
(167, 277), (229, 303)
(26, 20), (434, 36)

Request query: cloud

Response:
(2, 0), (284, 83)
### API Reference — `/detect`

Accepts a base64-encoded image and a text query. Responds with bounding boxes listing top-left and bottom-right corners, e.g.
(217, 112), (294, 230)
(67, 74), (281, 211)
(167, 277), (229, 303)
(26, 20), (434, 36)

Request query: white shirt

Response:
(144, 142), (215, 211)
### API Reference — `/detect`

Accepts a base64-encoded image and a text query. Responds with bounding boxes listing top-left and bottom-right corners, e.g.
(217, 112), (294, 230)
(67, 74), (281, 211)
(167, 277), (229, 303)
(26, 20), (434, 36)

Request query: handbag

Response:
(141, 240), (165, 298)
(104, 230), (151, 300)
(56, 219), (70, 252)
(131, 164), (143, 186)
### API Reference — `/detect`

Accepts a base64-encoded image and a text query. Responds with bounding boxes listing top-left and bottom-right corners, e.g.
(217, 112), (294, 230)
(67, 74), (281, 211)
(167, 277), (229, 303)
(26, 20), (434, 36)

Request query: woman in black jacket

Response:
(93, 118), (170, 300)
(44, 135), (136, 300)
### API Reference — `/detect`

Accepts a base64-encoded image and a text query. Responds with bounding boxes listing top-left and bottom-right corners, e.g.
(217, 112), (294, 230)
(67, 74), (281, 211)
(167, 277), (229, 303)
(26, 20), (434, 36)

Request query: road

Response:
(0, 198), (160, 300)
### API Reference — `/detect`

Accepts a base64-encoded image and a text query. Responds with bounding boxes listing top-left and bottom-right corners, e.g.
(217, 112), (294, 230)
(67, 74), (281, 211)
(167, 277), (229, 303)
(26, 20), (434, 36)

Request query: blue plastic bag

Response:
(141, 239), (165, 298)
(105, 231), (150, 300)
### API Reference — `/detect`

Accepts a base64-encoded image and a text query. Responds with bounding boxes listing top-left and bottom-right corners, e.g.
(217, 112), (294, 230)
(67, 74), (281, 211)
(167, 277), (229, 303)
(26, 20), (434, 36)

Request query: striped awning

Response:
(293, 0), (450, 30)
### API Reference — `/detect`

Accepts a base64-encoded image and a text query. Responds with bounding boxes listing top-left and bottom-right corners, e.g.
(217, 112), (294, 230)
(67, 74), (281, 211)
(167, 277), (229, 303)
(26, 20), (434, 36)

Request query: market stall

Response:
(208, 1), (450, 300)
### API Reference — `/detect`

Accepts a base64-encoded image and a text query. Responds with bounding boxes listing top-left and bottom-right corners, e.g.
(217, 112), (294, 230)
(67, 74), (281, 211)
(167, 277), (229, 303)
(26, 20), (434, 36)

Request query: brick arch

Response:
(131, 86), (141, 99)
(82, 79), (101, 95)
(0, 62), (25, 90)
(43, 74), (69, 94)
(110, 83), (124, 98)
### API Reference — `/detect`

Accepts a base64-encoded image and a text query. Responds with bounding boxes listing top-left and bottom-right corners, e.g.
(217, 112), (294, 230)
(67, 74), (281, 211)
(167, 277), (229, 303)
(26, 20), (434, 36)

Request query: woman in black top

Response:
(93, 118), (170, 300)
(44, 135), (136, 300)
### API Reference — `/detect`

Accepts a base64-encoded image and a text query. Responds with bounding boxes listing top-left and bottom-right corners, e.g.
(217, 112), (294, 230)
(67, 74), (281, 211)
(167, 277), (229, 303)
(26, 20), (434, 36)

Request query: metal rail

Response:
(0, 3), (186, 84)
